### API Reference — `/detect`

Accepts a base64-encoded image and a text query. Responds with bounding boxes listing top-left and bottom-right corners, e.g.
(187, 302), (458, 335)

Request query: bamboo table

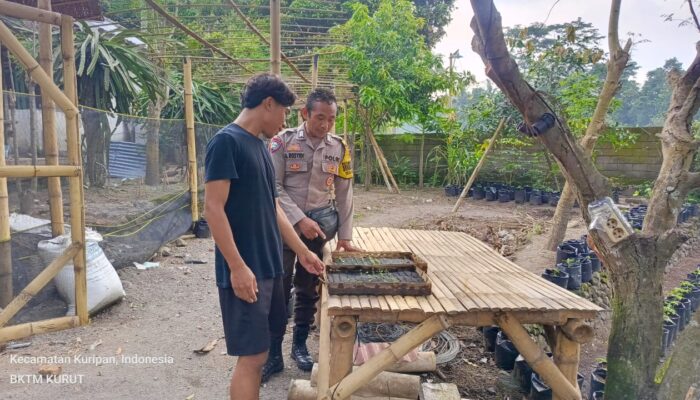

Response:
(316, 227), (601, 400)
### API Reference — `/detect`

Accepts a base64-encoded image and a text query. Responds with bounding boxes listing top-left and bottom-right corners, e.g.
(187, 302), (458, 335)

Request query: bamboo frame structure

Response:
(0, 48), (11, 308)
(329, 316), (357, 386)
(270, 0), (281, 75)
(316, 284), (332, 400)
(38, 0), (65, 237)
(0, 0), (62, 25)
(184, 57), (199, 223)
(452, 117), (507, 212)
(0, 7), (88, 340)
(312, 54), (319, 89)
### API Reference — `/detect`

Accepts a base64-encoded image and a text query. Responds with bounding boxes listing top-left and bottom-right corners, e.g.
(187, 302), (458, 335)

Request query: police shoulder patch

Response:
(269, 136), (283, 153)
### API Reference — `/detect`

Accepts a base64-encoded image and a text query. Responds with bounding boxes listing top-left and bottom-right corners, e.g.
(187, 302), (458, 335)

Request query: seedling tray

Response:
(326, 251), (431, 296)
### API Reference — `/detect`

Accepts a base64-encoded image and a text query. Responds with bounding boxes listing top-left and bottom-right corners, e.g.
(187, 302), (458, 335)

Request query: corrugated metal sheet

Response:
(109, 141), (146, 179)
(9, 0), (103, 20)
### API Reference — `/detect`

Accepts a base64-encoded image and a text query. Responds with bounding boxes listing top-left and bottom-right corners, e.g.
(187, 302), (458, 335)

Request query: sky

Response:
(435, 0), (699, 86)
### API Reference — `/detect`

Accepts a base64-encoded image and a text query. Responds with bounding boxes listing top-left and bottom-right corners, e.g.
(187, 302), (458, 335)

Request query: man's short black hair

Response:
(240, 73), (297, 109)
(305, 87), (337, 114)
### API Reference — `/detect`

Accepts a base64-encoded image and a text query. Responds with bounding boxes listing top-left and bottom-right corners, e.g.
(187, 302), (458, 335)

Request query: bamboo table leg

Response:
(316, 285), (331, 400)
(329, 315), (357, 386)
(495, 313), (581, 400)
(323, 314), (450, 400)
(553, 328), (581, 400)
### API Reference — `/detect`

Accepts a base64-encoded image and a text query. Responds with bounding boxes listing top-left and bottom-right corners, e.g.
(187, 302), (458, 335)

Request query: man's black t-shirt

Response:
(204, 123), (283, 288)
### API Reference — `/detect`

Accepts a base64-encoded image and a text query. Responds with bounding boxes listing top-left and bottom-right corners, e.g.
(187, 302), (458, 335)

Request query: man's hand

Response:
(297, 249), (325, 275)
(335, 240), (362, 252)
(229, 264), (258, 303)
(297, 217), (326, 241)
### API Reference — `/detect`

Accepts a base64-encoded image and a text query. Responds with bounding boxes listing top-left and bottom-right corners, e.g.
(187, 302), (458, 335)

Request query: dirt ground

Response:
(1, 186), (697, 400)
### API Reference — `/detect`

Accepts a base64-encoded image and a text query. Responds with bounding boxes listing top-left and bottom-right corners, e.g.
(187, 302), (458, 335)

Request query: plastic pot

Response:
(590, 367), (607, 398)
(592, 391), (605, 400)
(542, 269), (569, 289)
(482, 326), (500, 352)
(529, 193), (543, 206)
(563, 239), (586, 254)
(579, 256), (593, 284)
(590, 253), (601, 273)
(514, 189), (527, 204)
(193, 219), (211, 239)
(663, 319), (677, 348)
(555, 244), (578, 265)
(529, 373), (551, 399)
(557, 262), (582, 290)
(495, 331), (519, 370)
(662, 328), (670, 354)
(473, 187), (485, 200)
(512, 354), (533, 392)
(680, 298), (692, 327)
(549, 195), (560, 207)
(498, 189), (511, 203)
(485, 188), (497, 202)
(509, 189), (516, 201)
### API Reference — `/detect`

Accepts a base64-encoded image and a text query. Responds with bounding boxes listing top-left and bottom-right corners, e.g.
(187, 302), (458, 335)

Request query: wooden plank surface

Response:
(326, 227), (601, 323)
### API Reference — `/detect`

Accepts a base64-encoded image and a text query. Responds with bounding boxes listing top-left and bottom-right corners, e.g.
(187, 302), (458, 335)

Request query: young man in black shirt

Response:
(204, 73), (325, 400)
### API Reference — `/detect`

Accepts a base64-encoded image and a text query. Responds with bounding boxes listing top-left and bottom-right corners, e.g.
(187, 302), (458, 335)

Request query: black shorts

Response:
(218, 277), (287, 356)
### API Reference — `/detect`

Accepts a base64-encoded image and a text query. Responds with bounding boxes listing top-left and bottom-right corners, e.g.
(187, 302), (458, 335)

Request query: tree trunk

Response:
(545, 182), (577, 250)
(145, 93), (167, 186)
(81, 106), (107, 188)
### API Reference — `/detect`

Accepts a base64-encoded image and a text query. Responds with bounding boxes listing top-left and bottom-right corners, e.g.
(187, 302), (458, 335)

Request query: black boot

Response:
(291, 325), (314, 371)
(261, 338), (284, 383)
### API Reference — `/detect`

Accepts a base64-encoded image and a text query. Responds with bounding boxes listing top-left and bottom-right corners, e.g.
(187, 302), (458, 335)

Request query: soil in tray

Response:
(332, 256), (415, 268)
(327, 268), (424, 284)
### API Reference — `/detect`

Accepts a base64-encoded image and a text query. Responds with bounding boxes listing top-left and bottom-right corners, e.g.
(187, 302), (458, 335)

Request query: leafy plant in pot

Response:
(542, 268), (569, 289)
(663, 302), (679, 346)
(579, 254), (593, 283)
(687, 268), (700, 283)
(669, 288), (693, 327)
(679, 280), (700, 311)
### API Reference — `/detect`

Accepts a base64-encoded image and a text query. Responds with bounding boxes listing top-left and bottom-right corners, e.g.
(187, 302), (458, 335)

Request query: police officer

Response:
(262, 88), (360, 381)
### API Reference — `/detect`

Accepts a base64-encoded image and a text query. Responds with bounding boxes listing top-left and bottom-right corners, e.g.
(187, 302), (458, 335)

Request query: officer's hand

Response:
(230, 264), (258, 303)
(297, 217), (326, 241)
(335, 240), (362, 252)
(298, 249), (325, 276)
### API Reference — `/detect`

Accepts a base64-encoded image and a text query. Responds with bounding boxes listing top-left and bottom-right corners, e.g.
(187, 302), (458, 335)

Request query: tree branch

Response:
(689, 0), (700, 33)
(469, 1), (609, 217)
(608, 0), (623, 53)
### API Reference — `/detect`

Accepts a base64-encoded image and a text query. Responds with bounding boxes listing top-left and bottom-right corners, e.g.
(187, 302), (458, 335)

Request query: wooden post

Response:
(184, 57), (199, 223)
(553, 327), (581, 400)
(495, 313), (581, 400)
(322, 315), (450, 400)
(0, 243), (80, 327)
(311, 54), (319, 89)
(0, 47), (11, 308)
(418, 134), (425, 188)
(451, 117), (507, 213)
(270, 0), (281, 75)
(61, 15), (88, 324)
(329, 315), (357, 386)
(38, 0), (64, 237)
(316, 284), (332, 400)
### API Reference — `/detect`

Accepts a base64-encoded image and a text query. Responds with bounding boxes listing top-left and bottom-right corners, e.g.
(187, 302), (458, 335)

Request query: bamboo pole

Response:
(0, 316), (79, 343)
(329, 316), (357, 386)
(0, 48), (11, 308)
(225, 0), (310, 83)
(343, 100), (348, 143)
(184, 57), (199, 223)
(495, 313), (581, 400)
(289, 379), (413, 400)
(316, 284), (332, 400)
(366, 128), (399, 193)
(0, 165), (81, 178)
(452, 117), (507, 213)
(553, 327), (581, 400)
(312, 54), (319, 89)
(0, 243), (80, 327)
(323, 315), (450, 400)
(61, 15), (88, 325)
(559, 319), (594, 344)
(312, 365), (422, 398)
(4, 48), (22, 193)
(418, 134), (425, 188)
(270, 0), (281, 75)
(0, 0), (63, 25)
(37, 0), (64, 237)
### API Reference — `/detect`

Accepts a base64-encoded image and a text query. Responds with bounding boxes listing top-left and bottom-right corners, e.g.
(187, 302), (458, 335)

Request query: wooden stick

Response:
(289, 379), (412, 400)
(184, 57), (199, 223)
(316, 284), (332, 400)
(143, 0), (251, 72)
(61, 16), (88, 326)
(366, 128), (399, 193)
(329, 316), (357, 386)
(0, 165), (81, 178)
(0, 0), (62, 25)
(419, 134), (425, 188)
(312, 54), (319, 89)
(0, 316), (79, 343)
(312, 365), (421, 398)
(225, 0), (310, 83)
(0, 47), (11, 308)
(559, 319), (594, 344)
(495, 313), (581, 400)
(323, 315), (450, 400)
(0, 21), (77, 117)
(452, 117), (507, 212)
(38, 0), (64, 236)
(553, 326), (581, 400)
(0, 243), (80, 327)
